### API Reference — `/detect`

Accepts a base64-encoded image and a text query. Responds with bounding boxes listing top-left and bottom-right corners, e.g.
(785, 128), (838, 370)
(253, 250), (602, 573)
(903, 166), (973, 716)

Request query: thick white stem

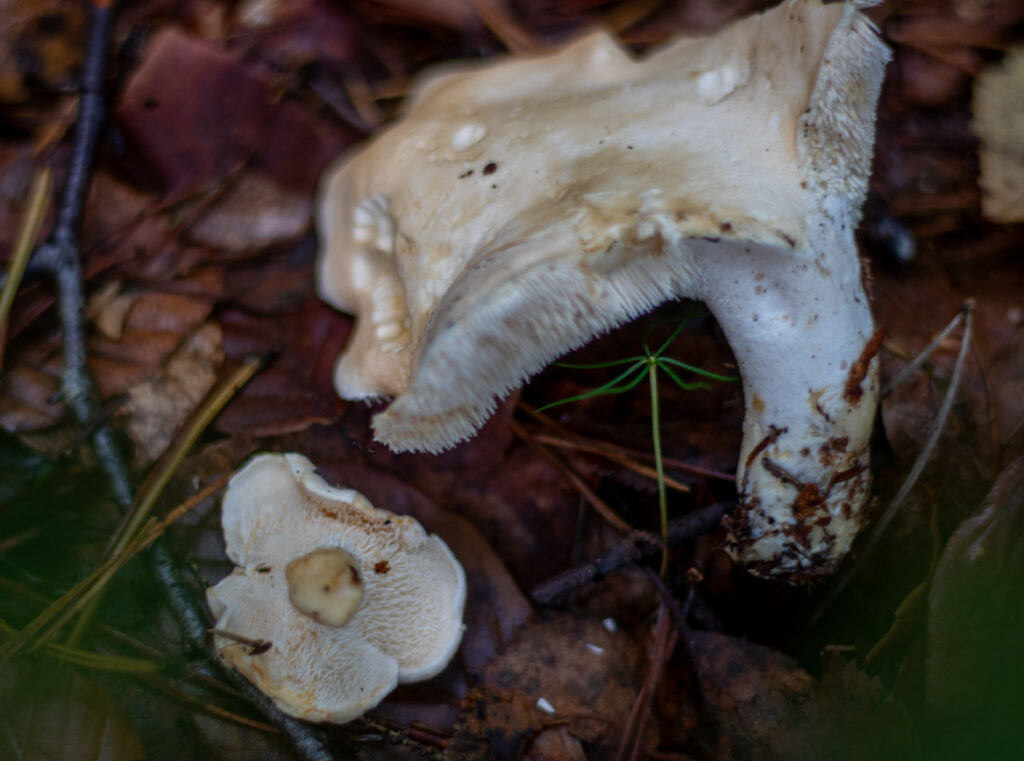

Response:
(693, 212), (878, 577)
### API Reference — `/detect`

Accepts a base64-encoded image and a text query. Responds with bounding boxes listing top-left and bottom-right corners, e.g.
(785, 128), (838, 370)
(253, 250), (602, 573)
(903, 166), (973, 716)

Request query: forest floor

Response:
(0, 1), (1022, 760)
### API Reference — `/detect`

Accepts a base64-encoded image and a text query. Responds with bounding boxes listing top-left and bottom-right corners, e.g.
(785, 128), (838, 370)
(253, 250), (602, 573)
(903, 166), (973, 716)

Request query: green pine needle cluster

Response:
(538, 316), (736, 575)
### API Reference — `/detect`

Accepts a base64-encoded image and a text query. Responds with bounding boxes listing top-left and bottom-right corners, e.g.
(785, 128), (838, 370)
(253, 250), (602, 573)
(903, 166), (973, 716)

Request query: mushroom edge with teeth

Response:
(315, 0), (890, 578)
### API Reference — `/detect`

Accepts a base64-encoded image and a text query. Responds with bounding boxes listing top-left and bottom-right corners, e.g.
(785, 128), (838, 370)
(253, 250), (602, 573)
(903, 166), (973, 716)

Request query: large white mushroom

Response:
(206, 453), (466, 722)
(315, 0), (890, 578)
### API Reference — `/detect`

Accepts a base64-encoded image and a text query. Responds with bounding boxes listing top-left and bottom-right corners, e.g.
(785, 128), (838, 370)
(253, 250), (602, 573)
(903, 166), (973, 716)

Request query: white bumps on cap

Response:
(315, 1), (890, 578)
(207, 453), (466, 723)
(451, 123), (487, 152)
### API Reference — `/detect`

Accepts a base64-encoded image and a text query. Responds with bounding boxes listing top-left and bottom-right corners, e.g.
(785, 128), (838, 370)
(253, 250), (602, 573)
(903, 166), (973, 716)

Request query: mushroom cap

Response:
(316, 0), (886, 452)
(206, 453), (466, 723)
(315, 0), (889, 578)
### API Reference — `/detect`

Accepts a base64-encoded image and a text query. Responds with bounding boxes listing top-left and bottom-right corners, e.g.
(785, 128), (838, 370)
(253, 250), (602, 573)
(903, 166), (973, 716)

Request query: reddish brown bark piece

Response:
(115, 28), (269, 202)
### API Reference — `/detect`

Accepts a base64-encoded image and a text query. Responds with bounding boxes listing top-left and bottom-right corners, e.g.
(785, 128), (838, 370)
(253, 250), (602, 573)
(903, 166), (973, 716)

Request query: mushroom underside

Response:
(371, 227), (878, 578)
(208, 454), (467, 722)
(315, 0), (889, 578)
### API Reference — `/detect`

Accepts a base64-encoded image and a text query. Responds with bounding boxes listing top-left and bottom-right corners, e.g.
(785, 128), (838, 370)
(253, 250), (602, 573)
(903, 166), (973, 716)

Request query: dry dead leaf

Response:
(988, 324), (1024, 456)
(216, 302), (350, 435)
(115, 26), (350, 203)
(115, 28), (271, 202)
(118, 321), (224, 463)
(349, 400), (585, 590)
(0, 360), (62, 431)
(80, 170), (165, 265)
(234, 0), (361, 70)
(448, 612), (646, 761)
(91, 290), (216, 398)
(522, 726), (588, 761)
(186, 169), (312, 253)
(0, 286), (220, 462)
(690, 631), (917, 761)
(350, 0), (497, 30)
(0, 0), (85, 103)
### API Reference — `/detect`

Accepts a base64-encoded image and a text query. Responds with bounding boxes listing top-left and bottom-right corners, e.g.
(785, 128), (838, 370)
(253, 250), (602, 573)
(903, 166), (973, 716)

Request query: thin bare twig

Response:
(531, 501), (733, 605)
(881, 306), (967, 397)
(29, 1), (132, 508)
(519, 402), (733, 482)
(531, 432), (692, 494)
(18, 4), (341, 758)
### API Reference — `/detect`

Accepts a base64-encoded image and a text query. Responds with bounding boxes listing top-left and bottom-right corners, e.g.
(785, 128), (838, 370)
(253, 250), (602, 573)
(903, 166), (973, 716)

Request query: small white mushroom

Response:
(206, 453), (466, 723)
(315, 1), (890, 578)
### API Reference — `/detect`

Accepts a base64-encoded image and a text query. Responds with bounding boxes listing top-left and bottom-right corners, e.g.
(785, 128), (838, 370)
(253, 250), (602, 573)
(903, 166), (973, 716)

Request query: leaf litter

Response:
(0, 0), (1023, 759)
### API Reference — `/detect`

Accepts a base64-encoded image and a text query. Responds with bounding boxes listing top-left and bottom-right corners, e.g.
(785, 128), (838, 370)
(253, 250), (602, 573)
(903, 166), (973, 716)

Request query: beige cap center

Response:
(285, 547), (364, 626)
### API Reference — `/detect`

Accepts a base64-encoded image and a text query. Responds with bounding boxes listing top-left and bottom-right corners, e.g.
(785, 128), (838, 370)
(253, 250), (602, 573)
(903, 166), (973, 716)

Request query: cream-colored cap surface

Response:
(207, 453), (466, 723)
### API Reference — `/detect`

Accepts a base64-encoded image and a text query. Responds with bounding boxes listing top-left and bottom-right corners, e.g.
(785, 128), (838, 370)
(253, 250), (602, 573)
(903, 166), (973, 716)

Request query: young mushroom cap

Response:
(316, 0), (890, 578)
(206, 453), (466, 723)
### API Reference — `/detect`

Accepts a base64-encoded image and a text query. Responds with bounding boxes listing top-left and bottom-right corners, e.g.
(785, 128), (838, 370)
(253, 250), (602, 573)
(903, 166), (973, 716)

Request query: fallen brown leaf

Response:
(186, 169), (312, 254)
(115, 27), (350, 203)
(115, 28), (269, 203)
(0, 0), (85, 103)
(118, 321), (224, 463)
(448, 612), (647, 761)
(690, 631), (917, 761)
